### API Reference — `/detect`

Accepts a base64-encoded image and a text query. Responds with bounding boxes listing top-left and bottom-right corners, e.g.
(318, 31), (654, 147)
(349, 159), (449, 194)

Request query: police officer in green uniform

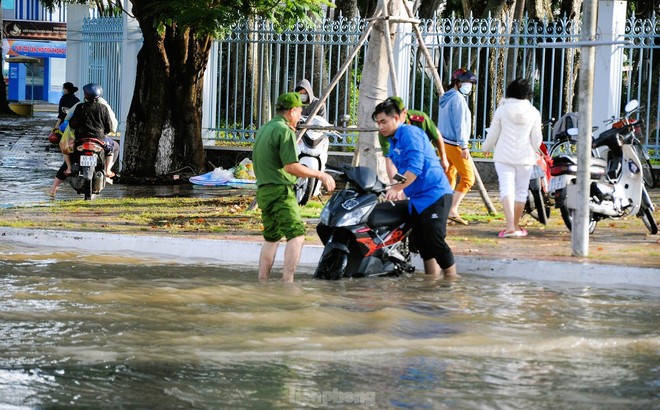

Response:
(253, 92), (336, 283)
(378, 96), (449, 176)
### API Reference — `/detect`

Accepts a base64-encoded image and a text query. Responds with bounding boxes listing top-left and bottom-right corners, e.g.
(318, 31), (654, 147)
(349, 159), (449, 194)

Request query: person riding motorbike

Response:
(48, 83), (115, 196)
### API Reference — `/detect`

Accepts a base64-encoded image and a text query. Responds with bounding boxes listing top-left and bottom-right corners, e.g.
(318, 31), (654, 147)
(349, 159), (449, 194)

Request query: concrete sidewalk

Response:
(0, 226), (658, 288)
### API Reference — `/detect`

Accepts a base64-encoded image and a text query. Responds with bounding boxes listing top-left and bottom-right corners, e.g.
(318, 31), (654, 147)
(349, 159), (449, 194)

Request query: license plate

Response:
(548, 175), (567, 192)
(80, 155), (97, 167)
(530, 165), (544, 179)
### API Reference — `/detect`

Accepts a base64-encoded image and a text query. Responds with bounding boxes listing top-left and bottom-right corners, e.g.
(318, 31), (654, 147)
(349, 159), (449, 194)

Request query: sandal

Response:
(448, 215), (469, 225)
(498, 230), (518, 238)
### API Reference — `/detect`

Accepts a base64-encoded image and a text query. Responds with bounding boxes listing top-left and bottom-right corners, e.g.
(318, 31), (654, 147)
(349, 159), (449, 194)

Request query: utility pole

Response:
(539, 0), (629, 256)
(572, 0), (599, 256)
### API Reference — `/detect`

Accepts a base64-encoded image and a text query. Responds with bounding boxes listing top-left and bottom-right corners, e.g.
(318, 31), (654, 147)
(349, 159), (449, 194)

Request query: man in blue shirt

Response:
(372, 99), (457, 278)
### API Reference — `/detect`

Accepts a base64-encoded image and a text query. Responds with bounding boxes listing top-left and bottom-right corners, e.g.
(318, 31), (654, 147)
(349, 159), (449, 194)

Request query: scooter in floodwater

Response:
(68, 137), (108, 200)
(314, 166), (415, 280)
(294, 115), (341, 205)
(550, 100), (657, 234)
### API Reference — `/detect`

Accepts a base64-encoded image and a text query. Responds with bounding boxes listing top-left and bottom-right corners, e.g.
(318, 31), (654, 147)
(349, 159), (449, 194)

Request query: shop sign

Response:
(3, 19), (66, 41)
(6, 40), (66, 58)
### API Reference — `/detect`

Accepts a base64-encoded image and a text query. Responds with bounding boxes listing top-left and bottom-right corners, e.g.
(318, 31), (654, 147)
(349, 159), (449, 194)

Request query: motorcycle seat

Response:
(368, 200), (409, 228)
(552, 154), (606, 168)
(550, 154), (607, 179)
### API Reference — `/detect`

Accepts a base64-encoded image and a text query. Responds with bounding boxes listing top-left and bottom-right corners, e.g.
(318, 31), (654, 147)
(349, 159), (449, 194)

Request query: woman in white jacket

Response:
(482, 78), (542, 238)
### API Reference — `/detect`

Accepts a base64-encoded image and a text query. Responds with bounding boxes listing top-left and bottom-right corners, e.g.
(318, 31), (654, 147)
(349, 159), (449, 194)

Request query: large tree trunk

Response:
(354, 0), (400, 180)
(505, 0), (525, 85)
(333, 0), (358, 18)
(0, 69), (15, 115)
(122, 8), (212, 180)
(0, 11), (13, 115)
(328, 0), (358, 125)
(417, 0), (443, 18)
(358, 0), (379, 18)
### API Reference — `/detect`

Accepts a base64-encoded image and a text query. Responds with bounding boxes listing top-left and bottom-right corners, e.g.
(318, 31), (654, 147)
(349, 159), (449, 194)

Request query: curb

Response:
(1, 227), (658, 288)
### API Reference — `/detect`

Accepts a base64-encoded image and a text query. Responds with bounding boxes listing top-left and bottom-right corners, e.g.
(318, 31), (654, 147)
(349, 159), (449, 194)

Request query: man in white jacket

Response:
(482, 78), (543, 238)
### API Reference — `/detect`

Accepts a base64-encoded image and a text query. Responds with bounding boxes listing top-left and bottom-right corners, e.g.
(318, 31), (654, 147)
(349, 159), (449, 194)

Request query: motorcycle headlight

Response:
(336, 204), (372, 227)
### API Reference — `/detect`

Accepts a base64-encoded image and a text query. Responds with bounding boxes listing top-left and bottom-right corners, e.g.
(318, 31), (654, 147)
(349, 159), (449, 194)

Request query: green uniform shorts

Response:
(256, 184), (306, 242)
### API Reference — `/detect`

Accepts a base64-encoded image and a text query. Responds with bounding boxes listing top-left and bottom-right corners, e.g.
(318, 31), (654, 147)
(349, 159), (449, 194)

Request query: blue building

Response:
(2, 0), (67, 103)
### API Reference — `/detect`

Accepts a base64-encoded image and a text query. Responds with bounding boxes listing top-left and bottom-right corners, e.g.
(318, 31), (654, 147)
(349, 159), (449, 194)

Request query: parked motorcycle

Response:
(524, 140), (553, 225)
(550, 100), (657, 234)
(294, 115), (340, 205)
(68, 137), (108, 200)
(604, 101), (655, 189)
(314, 166), (415, 280)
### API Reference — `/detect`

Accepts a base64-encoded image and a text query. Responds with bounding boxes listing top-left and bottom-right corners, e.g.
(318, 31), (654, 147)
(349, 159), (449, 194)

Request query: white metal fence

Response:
(79, 16), (123, 121)
(79, 13), (660, 158)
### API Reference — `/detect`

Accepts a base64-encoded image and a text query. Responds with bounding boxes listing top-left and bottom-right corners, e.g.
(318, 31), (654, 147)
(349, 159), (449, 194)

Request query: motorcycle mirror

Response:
(624, 99), (639, 113)
(393, 173), (406, 183)
(340, 114), (351, 127)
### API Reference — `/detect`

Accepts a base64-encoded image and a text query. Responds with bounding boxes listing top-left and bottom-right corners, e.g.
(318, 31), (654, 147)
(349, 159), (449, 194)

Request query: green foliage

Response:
(140, 0), (334, 38)
(40, 0), (333, 38)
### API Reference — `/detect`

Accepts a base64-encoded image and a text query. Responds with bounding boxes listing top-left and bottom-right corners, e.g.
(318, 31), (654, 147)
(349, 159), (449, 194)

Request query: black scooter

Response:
(314, 166), (415, 280)
(69, 137), (107, 200)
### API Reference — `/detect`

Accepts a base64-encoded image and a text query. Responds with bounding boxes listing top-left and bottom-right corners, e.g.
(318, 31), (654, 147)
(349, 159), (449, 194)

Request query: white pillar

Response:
(65, 4), (93, 100)
(592, 0), (627, 136)
(572, 0), (599, 257)
(202, 42), (219, 143)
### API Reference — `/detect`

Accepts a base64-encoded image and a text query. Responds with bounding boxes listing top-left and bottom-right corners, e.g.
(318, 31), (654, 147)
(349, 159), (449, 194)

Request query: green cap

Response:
(276, 92), (307, 110)
(388, 96), (406, 111)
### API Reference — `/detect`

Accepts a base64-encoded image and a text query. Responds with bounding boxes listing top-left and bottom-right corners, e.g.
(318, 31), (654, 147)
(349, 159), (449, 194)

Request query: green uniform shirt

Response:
(379, 109), (440, 156)
(253, 115), (299, 186)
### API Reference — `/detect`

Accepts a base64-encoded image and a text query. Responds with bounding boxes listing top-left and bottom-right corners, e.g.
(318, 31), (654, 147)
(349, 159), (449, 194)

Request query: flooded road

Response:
(1, 113), (659, 408)
(0, 112), (217, 206)
(1, 243), (658, 408)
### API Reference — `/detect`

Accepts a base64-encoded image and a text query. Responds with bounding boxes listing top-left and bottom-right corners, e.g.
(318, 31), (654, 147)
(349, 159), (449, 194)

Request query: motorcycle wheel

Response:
(83, 177), (93, 200)
(632, 141), (655, 189)
(549, 140), (578, 157)
(639, 206), (658, 235)
(394, 237), (415, 275)
(559, 205), (598, 234)
(529, 183), (548, 225)
(314, 248), (349, 280)
(295, 176), (314, 206)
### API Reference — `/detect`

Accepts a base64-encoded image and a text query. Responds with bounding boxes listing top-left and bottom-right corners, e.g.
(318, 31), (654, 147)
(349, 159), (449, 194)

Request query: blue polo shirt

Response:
(388, 124), (452, 213)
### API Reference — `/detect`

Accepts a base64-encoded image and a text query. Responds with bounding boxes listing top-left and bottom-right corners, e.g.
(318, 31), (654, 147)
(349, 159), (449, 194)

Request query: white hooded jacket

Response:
(482, 98), (542, 165)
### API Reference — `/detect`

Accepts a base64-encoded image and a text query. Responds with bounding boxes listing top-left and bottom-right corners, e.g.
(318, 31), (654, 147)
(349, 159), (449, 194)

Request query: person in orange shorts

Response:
(437, 68), (477, 225)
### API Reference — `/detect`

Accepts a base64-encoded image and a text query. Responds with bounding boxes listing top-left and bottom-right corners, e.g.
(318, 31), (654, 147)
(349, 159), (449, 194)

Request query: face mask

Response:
(300, 93), (309, 103)
(459, 83), (473, 95)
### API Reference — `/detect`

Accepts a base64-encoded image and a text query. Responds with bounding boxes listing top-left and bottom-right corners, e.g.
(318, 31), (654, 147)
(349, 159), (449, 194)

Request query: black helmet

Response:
(83, 83), (103, 101)
(451, 68), (477, 84)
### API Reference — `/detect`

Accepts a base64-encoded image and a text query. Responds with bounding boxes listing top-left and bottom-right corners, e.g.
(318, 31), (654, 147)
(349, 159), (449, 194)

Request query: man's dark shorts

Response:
(411, 193), (455, 269)
(256, 184), (306, 242)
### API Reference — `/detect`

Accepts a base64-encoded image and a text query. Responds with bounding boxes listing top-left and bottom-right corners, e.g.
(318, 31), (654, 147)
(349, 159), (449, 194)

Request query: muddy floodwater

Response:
(0, 243), (658, 408)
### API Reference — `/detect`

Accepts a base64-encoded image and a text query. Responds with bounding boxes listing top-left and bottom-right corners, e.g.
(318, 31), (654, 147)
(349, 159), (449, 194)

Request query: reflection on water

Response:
(0, 243), (658, 409)
(0, 143), (229, 207)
